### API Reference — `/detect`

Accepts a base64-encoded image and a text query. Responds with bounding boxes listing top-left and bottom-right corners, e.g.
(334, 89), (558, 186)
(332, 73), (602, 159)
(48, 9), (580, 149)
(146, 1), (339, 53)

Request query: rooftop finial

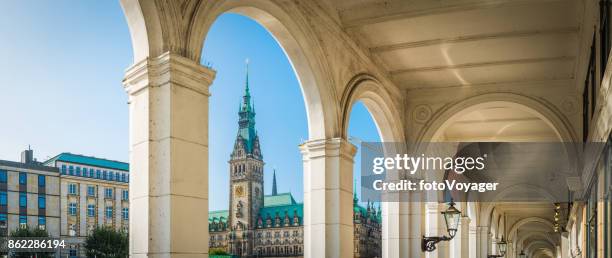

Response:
(245, 58), (250, 96)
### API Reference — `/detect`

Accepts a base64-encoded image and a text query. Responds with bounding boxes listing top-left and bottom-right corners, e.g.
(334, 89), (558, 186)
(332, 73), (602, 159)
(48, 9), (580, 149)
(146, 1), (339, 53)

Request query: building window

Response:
(0, 170), (6, 183)
(19, 172), (26, 185)
(38, 175), (45, 187)
(96, 170), (101, 179)
(87, 186), (95, 197)
(38, 196), (45, 209)
(122, 208), (128, 220)
(122, 190), (128, 201)
(61, 165), (66, 174)
(75, 167), (81, 176)
(115, 173), (120, 181)
(87, 204), (95, 217)
(19, 215), (27, 228)
(103, 171), (108, 180)
(68, 166), (74, 175)
(0, 214), (6, 228)
(105, 188), (113, 199)
(121, 173), (127, 182)
(106, 206), (113, 218)
(69, 203), (77, 216)
(0, 192), (7, 206)
(38, 216), (46, 230)
(109, 172), (114, 181)
(19, 193), (26, 208)
(89, 169), (94, 178)
(68, 184), (77, 195)
(69, 249), (77, 258)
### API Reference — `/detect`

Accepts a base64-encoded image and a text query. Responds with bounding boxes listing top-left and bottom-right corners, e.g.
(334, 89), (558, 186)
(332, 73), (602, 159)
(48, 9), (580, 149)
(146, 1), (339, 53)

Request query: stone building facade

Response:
(208, 75), (381, 257)
(44, 153), (129, 258)
(0, 149), (61, 238)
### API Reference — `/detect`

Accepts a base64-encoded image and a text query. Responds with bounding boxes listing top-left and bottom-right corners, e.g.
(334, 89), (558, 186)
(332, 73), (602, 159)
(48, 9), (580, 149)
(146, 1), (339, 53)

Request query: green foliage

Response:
(84, 226), (128, 258)
(209, 248), (229, 255)
(8, 226), (52, 258)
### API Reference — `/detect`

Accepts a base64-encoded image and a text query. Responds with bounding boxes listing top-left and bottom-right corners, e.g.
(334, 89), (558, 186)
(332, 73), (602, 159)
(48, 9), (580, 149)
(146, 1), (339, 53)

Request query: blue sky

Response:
(0, 2), (380, 211)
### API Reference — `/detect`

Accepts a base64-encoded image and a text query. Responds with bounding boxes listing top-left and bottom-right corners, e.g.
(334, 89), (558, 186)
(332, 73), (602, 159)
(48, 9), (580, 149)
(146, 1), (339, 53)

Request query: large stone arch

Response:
(516, 231), (557, 250)
(508, 217), (555, 242)
(479, 185), (555, 230)
(120, 0), (339, 140)
(417, 92), (576, 143)
(339, 73), (404, 143)
(192, 0), (339, 140)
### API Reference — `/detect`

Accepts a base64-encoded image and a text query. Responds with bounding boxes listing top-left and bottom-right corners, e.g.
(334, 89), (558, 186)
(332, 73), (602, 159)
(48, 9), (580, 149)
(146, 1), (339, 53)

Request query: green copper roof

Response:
(209, 210), (229, 222)
(264, 193), (296, 207)
(44, 153), (129, 171)
(259, 203), (303, 221)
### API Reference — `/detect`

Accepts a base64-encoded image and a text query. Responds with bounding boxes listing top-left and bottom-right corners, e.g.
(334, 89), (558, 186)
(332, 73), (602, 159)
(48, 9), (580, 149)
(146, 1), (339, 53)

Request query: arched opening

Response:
(201, 13), (308, 256)
(421, 95), (569, 258)
(340, 75), (406, 257)
(347, 101), (384, 258)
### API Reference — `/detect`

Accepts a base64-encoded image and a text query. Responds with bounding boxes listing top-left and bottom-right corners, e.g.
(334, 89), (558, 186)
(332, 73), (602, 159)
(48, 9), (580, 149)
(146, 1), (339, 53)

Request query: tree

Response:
(209, 248), (229, 255)
(84, 226), (128, 258)
(9, 226), (53, 258)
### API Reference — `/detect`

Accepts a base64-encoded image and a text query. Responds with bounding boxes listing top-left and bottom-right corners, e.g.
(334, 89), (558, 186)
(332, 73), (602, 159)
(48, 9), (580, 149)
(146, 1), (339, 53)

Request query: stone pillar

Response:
(469, 223), (477, 258)
(460, 216), (471, 258)
(300, 138), (356, 258)
(408, 195), (423, 258)
(561, 232), (569, 258)
(477, 226), (489, 257)
(425, 202), (447, 258)
(124, 52), (215, 258)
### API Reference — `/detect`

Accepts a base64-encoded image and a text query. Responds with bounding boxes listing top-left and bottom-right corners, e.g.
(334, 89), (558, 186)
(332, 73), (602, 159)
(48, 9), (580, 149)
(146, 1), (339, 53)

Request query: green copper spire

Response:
(232, 59), (260, 158)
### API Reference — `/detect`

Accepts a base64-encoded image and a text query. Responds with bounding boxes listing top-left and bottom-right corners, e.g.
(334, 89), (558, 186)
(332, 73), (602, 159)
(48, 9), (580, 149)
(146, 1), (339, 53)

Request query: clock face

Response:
(235, 186), (245, 197)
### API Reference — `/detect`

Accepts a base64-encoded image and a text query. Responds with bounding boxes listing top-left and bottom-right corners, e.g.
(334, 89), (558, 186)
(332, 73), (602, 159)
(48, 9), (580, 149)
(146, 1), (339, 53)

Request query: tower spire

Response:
(245, 58), (250, 98)
(353, 179), (358, 204)
(272, 169), (278, 196)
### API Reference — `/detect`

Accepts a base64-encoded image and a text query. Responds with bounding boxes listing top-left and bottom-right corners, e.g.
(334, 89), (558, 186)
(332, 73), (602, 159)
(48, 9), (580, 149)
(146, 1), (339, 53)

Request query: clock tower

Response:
(228, 62), (264, 256)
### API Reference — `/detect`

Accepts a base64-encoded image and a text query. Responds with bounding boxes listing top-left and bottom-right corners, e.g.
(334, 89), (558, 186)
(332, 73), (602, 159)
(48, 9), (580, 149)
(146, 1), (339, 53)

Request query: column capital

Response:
(299, 137), (357, 160)
(123, 52), (216, 96)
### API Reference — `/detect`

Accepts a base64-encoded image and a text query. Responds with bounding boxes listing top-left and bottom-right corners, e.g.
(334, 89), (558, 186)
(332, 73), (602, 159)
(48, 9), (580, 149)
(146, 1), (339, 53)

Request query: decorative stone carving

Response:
(413, 104), (432, 123)
(561, 96), (577, 115)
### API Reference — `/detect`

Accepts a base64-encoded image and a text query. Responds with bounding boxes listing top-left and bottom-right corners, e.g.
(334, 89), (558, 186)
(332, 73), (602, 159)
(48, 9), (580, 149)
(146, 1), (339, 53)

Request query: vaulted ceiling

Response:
(332, 0), (582, 91)
(321, 1), (584, 256)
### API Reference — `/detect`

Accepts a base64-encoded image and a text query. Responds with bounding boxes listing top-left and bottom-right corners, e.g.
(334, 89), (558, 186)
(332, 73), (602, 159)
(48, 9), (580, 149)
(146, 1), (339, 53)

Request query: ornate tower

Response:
(228, 61), (264, 256)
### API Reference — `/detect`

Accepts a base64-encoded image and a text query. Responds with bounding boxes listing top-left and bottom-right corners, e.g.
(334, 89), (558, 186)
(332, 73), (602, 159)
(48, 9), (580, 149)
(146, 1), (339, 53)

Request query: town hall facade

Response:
(208, 71), (381, 258)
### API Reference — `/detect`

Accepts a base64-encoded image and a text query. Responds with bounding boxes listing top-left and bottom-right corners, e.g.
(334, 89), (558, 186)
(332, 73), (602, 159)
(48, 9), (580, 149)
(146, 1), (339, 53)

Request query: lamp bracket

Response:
(421, 235), (451, 252)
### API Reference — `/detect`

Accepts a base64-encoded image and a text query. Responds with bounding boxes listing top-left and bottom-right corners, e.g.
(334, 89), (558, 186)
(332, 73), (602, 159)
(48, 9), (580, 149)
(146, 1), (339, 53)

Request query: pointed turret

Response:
(272, 169), (278, 196)
(232, 59), (261, 159)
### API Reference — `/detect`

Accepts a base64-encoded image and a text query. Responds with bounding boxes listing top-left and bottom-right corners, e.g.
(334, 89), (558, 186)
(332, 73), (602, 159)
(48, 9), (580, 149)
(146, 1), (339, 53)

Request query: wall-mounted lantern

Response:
(487, 236), (507, 258)
(421, 200), (462, 252)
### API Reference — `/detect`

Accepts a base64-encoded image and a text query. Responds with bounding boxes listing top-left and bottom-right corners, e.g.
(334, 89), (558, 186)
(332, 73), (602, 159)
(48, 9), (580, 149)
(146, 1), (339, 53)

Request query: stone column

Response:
(300, 138), (356, 258)
(425, 202), (447, 258)
(460, 216), (471, 258)
(124, 52), (215, 258)
(477, 226), (489, 257)
(469, 223), (477, 258)
(560, 232), (569, 258)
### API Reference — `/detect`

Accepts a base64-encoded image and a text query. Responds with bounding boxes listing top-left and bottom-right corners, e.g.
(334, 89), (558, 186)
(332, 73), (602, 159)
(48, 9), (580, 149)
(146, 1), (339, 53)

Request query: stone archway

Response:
(339, 73), (408, 258)
(417, 93), (576, 143)
(119, 1), (362, 257)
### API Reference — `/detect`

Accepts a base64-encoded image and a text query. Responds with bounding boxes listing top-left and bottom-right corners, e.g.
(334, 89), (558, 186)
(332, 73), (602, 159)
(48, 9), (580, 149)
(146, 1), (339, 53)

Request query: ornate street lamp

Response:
(421, 200), (462, 252)
(519, 250), (526, 258)
(487, 236), (507, 258)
